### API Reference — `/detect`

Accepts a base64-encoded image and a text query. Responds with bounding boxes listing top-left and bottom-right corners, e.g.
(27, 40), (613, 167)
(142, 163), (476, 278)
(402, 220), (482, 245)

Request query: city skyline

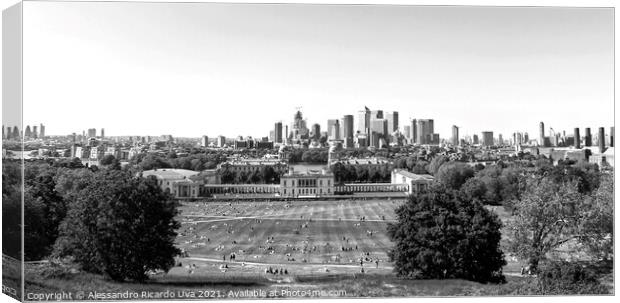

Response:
(14, 3), (614, 139)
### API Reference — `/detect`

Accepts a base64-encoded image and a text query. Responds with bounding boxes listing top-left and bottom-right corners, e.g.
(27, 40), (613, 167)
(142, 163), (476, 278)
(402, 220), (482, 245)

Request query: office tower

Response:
(311, 123), (321, 140)
(101, 128), (105, 138)
(87, 128), (96, 138)
(342, 115), (354, 148)
(416, 119), (434, 144)
(611, 127), (615, 147)
(574, 128), (580, 148)
(598, 127), (605, 153)
(451, 125), (459, 146)
(584, 128), (592, 146)
(285, 125), (289, 144)
(370, 119), (388, 138)
(40, 123), (45, 138)
(411, 119), (417, 143)
(498, 134), (503, 145)
(201, 136), (209, 147)
(12, 126), (19, 139)
(274, 122), (283, 143)
(539, 122), (545, 147)
(403, 125), (411, 140)
(217, 136), (226, 147)
(1, 125), (4, 139)
(25, 125), (31, 138)
(371, 110), (383, 119)
(327, 119), (341, 140)
(32, 126), (38, 138)
(385, 111), (399, 133)
(482, 131), (494, 146)
(357, 107), (371, 136)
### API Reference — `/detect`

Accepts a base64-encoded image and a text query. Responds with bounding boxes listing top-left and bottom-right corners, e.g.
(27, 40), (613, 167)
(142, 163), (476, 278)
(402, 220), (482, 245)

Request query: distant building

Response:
(403, 125), (411, 141)
(201, 135), (209, 147)
(385, 111), (399, 133)
(274, 122), (283, 143)
(141, 169), (201, 198)
(574, 128), (580, 148)
(391, 169), (434, 195)
(39, 124), (45, 138)
(217, 136), (226, 148)
(416, 119), (434, 144)
(311, 123), (321, 140)
(280, 167), (334, 197)
(482, 131), (494, 147)
(473, 134), (479, 145)
(101, 128), (105, 138)
(342, 115), (354, 148)
(539, 122), (545, 147)
(327, 119), (341, 140)
(451, 125), (459, 146)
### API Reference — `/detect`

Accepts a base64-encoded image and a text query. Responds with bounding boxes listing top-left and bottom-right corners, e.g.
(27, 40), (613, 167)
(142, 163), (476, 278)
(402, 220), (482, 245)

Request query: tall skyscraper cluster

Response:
(2, 123), (45, 140)
(538, 121), (614, 153)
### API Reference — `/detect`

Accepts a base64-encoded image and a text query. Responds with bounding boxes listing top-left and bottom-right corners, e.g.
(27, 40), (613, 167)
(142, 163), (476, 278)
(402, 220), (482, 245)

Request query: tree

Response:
(427, 155), (448, 176)
(508, 178), (583, 272)
(578, 173), (613, 260)
(435, 162), (474, 190)
(54, 170), (180, 282)
(388, 185), (505, 283)
(100, 155), (121, 170)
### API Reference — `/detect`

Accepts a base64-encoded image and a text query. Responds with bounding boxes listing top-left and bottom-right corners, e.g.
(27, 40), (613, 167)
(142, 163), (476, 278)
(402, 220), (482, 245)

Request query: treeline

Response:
(2, 158), (179, 282)
(130, 152), (228, 171)
(330, 163), (392, 184)
(219, 165), (283, 184)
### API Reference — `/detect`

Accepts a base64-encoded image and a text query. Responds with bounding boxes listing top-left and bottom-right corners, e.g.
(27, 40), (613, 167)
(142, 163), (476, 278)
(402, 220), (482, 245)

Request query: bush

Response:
(537, 261), (609, 295)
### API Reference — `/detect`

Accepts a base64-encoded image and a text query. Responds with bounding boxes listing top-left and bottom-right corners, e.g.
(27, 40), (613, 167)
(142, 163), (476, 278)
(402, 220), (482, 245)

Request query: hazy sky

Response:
(21, 1), (613, 139)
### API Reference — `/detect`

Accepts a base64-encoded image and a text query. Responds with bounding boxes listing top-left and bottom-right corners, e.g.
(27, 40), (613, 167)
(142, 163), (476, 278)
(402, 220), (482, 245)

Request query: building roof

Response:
(393, 169), (434, 181)
(141, 169), (199, 180)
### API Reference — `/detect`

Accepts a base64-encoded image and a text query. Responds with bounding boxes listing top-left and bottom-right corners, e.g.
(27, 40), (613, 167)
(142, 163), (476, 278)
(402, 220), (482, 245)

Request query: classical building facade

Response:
(280, 167), (334, 197)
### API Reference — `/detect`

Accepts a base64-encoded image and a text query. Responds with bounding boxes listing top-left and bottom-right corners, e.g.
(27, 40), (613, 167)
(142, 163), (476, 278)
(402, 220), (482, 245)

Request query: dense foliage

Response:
(387, 185), (505, 283)
(54, 170), (180, 281)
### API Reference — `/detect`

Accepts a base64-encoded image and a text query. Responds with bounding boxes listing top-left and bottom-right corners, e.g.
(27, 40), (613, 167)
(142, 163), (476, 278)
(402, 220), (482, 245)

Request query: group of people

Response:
(265, 267), (289, 275)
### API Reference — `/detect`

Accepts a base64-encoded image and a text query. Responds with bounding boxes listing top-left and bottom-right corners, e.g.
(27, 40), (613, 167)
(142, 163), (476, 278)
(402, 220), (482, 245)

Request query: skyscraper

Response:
(39, 123), (45, 138)
(416, 119), (434, 144)
(357, 107), (371, 137)
(585, 127), (592, 146)
(274, 122), (283, 143)
(201, 135), (209, 147)
(88, 128), (97, 138)
(403, 125), (411, 140)
(451, 125), (459, 146)
(482, 131), (494, 147)
(598, 127), (605, 153)
(311, 123), (321, 140)
(342, 115), (354, 148)
(25, 125), (31, 138)
(327, 119), (341, 140)
(385, 111), (399, 133)
(101, 128), (105, 138)
(411, 119), (417, 144)
(33, 126), (38, 138)
(574, 128), (580, 149)
(539, 122), (545, 147)
(611, 127), (614, 147)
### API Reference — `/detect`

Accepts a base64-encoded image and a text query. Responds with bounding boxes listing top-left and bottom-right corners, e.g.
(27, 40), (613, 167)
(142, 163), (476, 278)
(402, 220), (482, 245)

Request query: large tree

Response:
(508, 177), (587, 271)
(388, 185), (505, 283)
(54, 170), (180, 282)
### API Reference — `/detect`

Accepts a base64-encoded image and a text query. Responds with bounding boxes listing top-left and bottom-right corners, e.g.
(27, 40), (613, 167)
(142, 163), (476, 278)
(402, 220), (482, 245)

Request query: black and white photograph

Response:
(1, 0), (616, 301)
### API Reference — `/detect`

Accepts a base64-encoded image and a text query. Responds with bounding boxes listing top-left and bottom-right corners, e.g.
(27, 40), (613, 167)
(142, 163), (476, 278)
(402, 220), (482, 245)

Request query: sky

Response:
(18, 1), (614, 139)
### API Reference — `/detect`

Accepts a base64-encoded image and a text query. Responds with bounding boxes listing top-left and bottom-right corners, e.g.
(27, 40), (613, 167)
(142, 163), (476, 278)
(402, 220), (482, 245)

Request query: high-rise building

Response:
(342, 115), (354, 148)
(101, 128), (105, 138)
(40, 123), (45, 138)
(539, 122), (545, 147)
(416, 119), (434, 144)
(598, 127), (605, 153)
(585, 127), (592, 146)
(611, 127), (615, 147)
(217, 135), (226, 148)
(574, 128), (580, 149)
(12, 126), (19, 139)
(88, 128), (97, 138)
(482, 131), (494, 147)
(411, 119), (417, 143)
(274, 122), (283, 143)
(201, 135), (209, 147)
(451, 125), (459, 146)
(371, 110), (384, 120)
(498, 134), (503, 145)
(385, 111), (399, 133)
(357, 107), (371, 137)
(403, 125), (411, 140)
(25, 125), (31, 138)
(32, 126), (38, 138)
(327, 119), (341, 140)
(370, 119), (388, 138)
(311, 124), (321, 140)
